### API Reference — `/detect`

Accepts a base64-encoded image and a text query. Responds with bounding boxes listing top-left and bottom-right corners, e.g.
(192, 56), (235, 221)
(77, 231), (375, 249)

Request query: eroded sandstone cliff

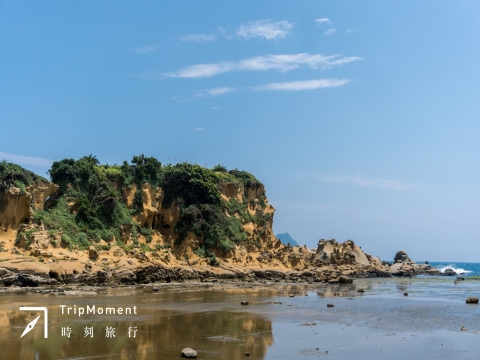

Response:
(0, 157), (396, 287)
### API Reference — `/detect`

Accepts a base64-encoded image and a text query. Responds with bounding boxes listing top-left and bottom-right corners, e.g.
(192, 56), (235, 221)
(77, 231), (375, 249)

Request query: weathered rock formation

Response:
(312, 239), (378, 266)
(394, 250), (411, 264)
(0, 181), (57, 232)
(387, 250), (439, 276)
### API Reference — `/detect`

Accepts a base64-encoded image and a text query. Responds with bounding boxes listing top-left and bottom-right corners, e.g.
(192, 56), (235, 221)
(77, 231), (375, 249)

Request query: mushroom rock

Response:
(394, 250), (412, 264)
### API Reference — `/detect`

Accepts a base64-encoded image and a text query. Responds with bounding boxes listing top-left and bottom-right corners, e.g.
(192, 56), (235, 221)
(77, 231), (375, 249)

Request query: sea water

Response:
(424, 262), (480, 276)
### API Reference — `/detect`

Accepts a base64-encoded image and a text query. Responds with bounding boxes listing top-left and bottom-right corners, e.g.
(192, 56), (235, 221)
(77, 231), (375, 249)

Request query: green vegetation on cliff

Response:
(0, 160), (48, 193)
(13, 155), (270, 256)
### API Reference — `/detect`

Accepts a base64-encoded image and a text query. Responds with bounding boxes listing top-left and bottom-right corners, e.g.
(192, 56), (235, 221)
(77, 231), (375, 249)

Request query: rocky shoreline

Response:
(0, 250), (441, 289)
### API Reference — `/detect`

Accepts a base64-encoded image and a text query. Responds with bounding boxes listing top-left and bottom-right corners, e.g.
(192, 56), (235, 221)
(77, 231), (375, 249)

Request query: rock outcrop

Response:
(0, 181), (57, 232)
(313, 239), (377, 266)
(394, 250), (412, 263)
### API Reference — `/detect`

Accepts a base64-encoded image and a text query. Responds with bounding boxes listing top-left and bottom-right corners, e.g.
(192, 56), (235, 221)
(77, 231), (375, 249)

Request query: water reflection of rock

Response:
(0, 303), (273, 360)
(316, 284), (372, 298)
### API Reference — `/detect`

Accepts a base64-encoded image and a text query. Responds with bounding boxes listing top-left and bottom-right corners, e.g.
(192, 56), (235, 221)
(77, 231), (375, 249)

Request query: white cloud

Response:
(194, 87), (236, 97)
(324, 28), (336, 36)
(0, 152), (54, 168)
(217, 26), (234, 40)
(321, 175), (418, 191)
(131, 45), (158, 54)
(236, 19), (293, 40)
(178, 34), (216, 43)
(315, 18), (330, 24)
(164, 53), (362, 78)
(192, 127), (204, 131)
(254, 79), (350, 91)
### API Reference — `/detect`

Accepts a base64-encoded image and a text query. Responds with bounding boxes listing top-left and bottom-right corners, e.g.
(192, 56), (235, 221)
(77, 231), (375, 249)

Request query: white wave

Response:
(437, 264), (473, 275)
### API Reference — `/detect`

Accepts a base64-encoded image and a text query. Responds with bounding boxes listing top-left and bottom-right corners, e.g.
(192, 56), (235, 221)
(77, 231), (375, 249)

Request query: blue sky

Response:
(1, 1), (480, 261)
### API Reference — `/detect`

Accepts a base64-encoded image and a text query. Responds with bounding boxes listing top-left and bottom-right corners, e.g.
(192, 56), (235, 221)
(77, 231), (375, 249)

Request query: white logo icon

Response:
(20, 307), (48, 338)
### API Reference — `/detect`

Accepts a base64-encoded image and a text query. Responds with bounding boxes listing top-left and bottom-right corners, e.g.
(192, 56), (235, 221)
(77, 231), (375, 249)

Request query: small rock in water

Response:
(274, 301), (282, 304)
(457, 276), (465, 281)
(404, 293), (408, 296)
(357, 289), (365, 293)
(241, 301), (249, 305)
(466, 297), (479, 304)
(443, 268), (456, 276)
(461, 326), (467, 331)
(289, 294), (294, 297)
(327, 304), (334, 308)
(181, 348), (197, 358)
(245, 352), (250, 356)
(152, 287), (159, 292)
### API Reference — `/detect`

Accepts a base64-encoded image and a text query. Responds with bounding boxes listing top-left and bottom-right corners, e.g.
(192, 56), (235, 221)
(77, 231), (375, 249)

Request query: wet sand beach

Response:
(0, 278), (479, 359)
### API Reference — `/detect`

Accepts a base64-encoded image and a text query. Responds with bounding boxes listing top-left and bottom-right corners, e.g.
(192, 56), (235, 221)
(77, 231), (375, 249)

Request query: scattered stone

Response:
(457, 276), (465, 281)
(338, 275), (353, 284)
(466, 297), (479, 304)
(461, 326), (467, 331)
(241, 301), (249, 305)
(152, 287), (159, 292)
(273, 301), (282, 304)
(181, 348), (197, 358)
(288, 294), (294, 297)
(302, 322), (316, 326)
(88, 246), (99, 261)
(404, 293), (408, 296)
(327, 304), (334, 308)
(245, 352), (250, 356)
(357, 289), (365, 293)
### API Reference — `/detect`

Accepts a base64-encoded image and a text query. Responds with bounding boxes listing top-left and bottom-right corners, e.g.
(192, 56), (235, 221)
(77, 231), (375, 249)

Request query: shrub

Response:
(0, 160), (47, 191)
(133, 189), (144, 210)
(212, 164), (228, 172)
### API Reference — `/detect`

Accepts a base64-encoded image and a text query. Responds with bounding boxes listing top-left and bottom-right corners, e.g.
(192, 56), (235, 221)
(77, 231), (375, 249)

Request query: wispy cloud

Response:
(192, 79), (350, 97)
(131, 45), (158, 54)
(324, 28), (336, 36)
(254, 79), (350, 91)
(315, 18), (330, 25)
(321, 175), (418, 191)
(178, 34), (216, 43)
(192, 127), (204, 131)
(236, 19), (293, 40)
(0, 152), (54, 168)
(163, 53), (362, 79)
(194, 87), (236, 97)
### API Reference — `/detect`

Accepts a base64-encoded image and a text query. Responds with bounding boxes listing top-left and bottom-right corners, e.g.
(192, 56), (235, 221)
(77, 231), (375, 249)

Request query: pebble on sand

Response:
(181, 348), (197, 358)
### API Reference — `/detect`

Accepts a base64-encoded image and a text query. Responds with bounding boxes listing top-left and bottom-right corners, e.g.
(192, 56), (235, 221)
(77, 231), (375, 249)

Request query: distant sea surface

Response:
(422, 261), (480, 276)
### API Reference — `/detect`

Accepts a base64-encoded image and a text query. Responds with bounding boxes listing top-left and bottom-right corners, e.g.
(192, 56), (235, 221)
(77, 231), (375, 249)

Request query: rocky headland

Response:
(0, 156), (438, 288)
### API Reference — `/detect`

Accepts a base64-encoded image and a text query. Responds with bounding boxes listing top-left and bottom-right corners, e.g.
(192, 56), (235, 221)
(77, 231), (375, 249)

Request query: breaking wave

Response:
(437, 265), (473, 275)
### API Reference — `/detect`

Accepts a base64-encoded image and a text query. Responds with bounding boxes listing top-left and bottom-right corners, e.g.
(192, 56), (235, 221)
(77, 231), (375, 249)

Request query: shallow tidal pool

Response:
(0, 278), (479, 359)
